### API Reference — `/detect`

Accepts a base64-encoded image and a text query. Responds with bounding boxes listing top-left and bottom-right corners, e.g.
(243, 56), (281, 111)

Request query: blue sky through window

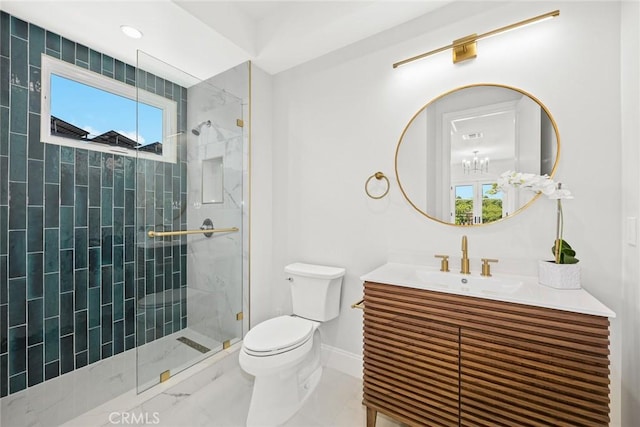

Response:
(50, 74), (162, 146)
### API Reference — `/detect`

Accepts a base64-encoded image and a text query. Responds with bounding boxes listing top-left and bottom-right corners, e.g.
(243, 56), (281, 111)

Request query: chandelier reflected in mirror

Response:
(463, 150), (489, 174)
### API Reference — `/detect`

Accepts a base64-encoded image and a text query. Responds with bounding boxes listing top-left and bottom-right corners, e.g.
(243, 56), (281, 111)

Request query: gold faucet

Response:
(461, 235), (470, 274)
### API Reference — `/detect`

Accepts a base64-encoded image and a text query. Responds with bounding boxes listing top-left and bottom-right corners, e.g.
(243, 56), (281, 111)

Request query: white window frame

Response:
(40, 54), (178, 163)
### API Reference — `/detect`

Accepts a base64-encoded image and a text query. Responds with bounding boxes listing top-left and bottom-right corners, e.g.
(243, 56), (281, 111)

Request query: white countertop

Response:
(360, 262), (615, 318)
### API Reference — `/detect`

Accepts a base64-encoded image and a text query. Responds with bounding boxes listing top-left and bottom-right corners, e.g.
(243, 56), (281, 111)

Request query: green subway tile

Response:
(60, 146), (74, 163)
(44, 361), (59, 381)
(44, 184), (59, 227)
(124, 227), (134, 263)
(9, 182), (26, 230)
(88, 327), (100, 363)
(113, 245), (123, 282)
(1, 57), (9, 107)
(1, 256), (6, 303)
(8, 278), (26, 326)
(88, 248), (100, 288)
(1, 107), (8, 153)
(1, 158), (7, 205)
(75, 60), (88, 70)
(101, 266), (112, 304)
(59, 249), (73, 292)
(101, 188), (112, 225)
(9, 372), (26, 394)
(101, 154), (113, 187)
(61, 37), (74, 64)
(102, 54), (113, 74)
(75, 228), (87, 269)
(59, 206), (73, 249)
(75, 186), (88, 226)
(113, 282), (123, 321)
(113, 320), (124, 354)
(43, 229), (59, 273)
(0, 354), (6, 397)
(44, 272), (59, 317)
(88, 288), (100, 328)
(113, 208), (123, 245)
(25, 164), (43, 212)
(27, 299), (43, 345)
(10, 16), (28, 40)
(59, 334), (73, 374)
(59, 292), (73, 336)
(88, 150), (101, 167)
(28, 24), (45, 68)
(114, 60), (125, 82)
(88, 167), (100, 207)
(89, 49), (101, 74)
(10, 86), (28, 134)
(76, 44), (88, 63)
(28, 113), (43, 160)
(8, 231), (26, 278)
(10, 36), (28, 87)
(88, 208), (100, 247)
(8, 325), (26, 377)
(124, 334), (134, 352)
(45, 48), (60, 59)
(74, 310), (87, 352)
(75, 149), (88, 185)
(27, 207), (43, 251)
(1, 12), (9, 57)
(27, 252), (43, 299)
(74, 268), (87, 311)
(28, 66), (41, 114)
(45, 31), (60, 52)
(1, 305), (6, 353)
(44, 143), (59, 183)
(125, 64), (135, 84)
(101, 305), (112, 346)
(27, 343), (43, 387)
(113, 170), (124, 207)
(125, 299), (134, 335)
(60, 163), (74, 206)
(44, 317), (59, 363)
(9, 133), (27, 181)
(75, 351), (87, 370)
(124, 264), (134, 299)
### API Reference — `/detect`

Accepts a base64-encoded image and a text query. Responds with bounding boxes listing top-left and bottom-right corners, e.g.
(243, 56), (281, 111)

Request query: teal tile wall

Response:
(0, 11), (188, 397)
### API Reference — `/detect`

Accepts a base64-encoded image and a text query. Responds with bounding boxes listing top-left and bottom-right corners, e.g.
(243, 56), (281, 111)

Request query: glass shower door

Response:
(134, 51), (244, 392)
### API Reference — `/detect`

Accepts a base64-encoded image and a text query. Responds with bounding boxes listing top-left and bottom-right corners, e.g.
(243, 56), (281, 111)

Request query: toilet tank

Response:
(285, 263), (346, 322)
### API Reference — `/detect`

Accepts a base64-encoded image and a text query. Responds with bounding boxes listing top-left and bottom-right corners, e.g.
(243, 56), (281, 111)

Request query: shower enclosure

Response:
(0, 11), (249, 423)
(134, 52), (246, 392)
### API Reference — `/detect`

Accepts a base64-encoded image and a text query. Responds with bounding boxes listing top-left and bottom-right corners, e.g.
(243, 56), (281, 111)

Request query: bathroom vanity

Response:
(360, 263), (615, 427)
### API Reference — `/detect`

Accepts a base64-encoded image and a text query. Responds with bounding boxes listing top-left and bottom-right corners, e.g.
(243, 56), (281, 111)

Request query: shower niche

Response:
(202, 156), (224, 204)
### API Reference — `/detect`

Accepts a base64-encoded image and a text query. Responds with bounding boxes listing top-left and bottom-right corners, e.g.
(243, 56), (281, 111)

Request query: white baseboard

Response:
(321, 344), (363, 379)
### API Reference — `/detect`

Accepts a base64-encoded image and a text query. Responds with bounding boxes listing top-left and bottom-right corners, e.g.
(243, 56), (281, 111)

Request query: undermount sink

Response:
(410, 269), (524, 295)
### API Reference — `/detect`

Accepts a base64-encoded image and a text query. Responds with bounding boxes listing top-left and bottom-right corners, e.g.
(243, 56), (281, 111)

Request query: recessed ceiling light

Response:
(120, 25), (143, 39)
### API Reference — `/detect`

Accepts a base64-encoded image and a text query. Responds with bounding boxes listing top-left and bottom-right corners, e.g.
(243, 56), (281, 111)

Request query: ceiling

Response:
(1, 0), (452, 82)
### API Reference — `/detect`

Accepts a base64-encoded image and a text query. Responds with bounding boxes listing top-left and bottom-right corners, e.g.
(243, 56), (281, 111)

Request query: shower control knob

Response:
(285, 277), (293, 282)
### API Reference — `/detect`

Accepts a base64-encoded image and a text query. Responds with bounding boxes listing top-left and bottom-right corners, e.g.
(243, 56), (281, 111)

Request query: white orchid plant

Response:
(489, 171), (578, 264)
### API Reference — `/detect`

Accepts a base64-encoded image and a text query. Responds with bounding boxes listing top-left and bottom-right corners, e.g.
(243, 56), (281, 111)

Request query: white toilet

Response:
(239, 262), (346, 427)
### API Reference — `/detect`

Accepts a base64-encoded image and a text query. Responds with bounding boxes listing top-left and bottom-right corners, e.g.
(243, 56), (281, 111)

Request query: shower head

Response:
(191, 120), (211, 136)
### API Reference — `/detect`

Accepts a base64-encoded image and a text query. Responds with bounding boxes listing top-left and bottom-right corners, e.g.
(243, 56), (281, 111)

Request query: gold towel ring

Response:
(365, 172), (390, 199)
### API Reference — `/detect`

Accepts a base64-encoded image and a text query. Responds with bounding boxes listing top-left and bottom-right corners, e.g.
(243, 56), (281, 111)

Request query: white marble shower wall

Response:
(185, 62), (249, 345)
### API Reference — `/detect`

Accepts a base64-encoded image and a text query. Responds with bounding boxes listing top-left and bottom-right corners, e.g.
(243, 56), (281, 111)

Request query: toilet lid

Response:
(243, 316), (314, 355)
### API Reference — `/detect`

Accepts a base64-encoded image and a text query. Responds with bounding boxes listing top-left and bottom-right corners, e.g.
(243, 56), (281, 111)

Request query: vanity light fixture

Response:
(393, 9), (559, 68)
(120, 25), (143, 39)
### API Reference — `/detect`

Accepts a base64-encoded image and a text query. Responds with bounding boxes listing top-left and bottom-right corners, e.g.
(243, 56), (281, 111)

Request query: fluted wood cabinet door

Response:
(361, 281), (611, 427)
(363, 282), (460, 427)
(459, 308), (611, 427)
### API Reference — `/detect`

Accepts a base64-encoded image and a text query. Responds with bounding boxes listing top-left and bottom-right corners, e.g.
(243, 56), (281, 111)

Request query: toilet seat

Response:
(243, 316), (314, 357)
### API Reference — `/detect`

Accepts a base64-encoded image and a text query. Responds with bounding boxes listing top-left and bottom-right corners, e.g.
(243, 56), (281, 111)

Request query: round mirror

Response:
(395, 84), (559, 226)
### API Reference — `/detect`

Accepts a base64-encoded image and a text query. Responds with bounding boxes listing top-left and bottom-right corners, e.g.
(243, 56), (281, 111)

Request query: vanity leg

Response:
(366, 406), (377, 427)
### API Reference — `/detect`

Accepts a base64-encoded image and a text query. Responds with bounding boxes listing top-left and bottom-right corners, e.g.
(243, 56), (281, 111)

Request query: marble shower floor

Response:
(65, 346), (406, 427)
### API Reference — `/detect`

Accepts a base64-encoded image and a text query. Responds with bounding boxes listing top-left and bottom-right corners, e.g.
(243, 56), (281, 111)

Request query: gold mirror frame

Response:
(394, 83), (560, 227)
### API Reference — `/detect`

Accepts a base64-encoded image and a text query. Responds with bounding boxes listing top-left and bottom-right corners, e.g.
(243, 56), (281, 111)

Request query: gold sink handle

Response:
(481, 258), (499, 277)
(434, 254), (450, 272)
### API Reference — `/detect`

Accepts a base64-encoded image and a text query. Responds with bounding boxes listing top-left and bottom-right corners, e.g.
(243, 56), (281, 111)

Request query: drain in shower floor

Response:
(176, 336), (211, 354)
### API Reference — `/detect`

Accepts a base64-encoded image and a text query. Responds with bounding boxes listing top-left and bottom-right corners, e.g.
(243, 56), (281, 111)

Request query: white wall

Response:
(263, 1), (627, 424)
(620, 1), (640, 425)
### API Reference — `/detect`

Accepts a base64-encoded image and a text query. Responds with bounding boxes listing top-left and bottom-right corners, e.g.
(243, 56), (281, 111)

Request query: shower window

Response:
(40, 55), (178, 163)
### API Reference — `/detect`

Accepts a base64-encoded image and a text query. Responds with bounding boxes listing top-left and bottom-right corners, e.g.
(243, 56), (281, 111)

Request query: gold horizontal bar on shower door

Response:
(147, 227), (239, 238)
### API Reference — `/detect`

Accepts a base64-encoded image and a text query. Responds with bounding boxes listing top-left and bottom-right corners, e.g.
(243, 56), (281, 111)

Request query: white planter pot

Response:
(538, 260), (581, 290)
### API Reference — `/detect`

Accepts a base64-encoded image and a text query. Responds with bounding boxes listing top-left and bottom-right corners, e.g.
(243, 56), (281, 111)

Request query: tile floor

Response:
(66, 347), (406, 427)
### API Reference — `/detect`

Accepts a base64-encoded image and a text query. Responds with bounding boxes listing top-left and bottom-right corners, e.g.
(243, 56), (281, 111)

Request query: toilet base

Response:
(245, 331), (322, 427)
